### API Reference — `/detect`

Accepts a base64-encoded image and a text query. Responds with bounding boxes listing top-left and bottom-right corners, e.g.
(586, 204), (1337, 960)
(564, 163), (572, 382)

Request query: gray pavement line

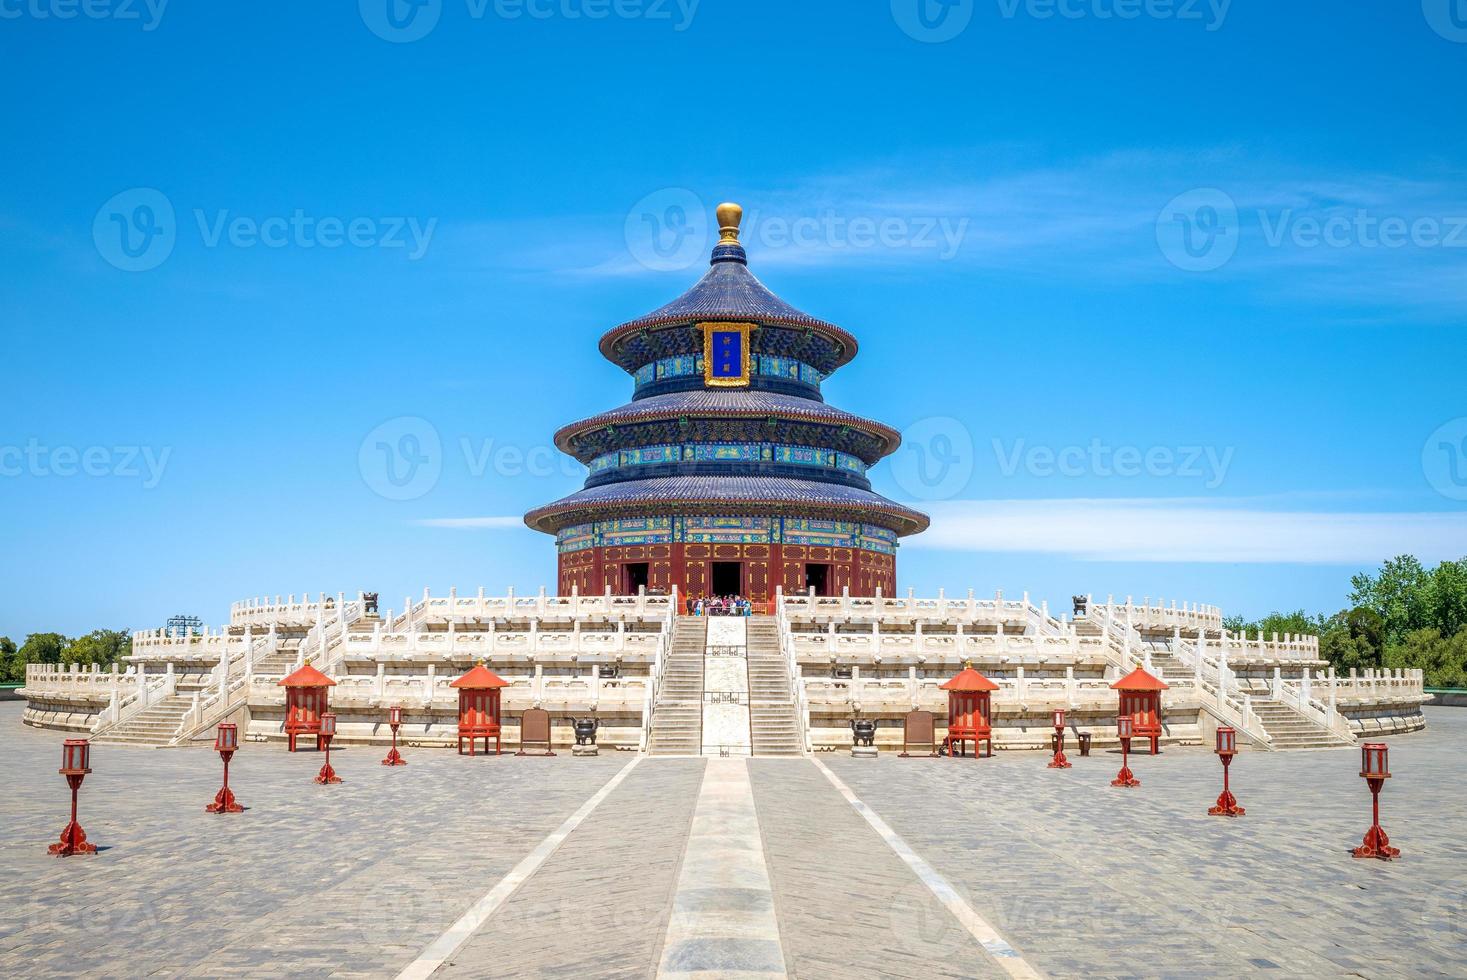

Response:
(810, 758), (1044, 980)
(395, 757), (642, 980)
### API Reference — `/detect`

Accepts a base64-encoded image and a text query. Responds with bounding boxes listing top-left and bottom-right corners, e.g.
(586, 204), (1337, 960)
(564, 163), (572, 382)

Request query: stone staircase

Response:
(254, 641), (303, 678)
(1249, 698), (1353, 750)
(93, 693), (193, 746)
(745, 616), (803, 757)
(649, 616), (706, 756)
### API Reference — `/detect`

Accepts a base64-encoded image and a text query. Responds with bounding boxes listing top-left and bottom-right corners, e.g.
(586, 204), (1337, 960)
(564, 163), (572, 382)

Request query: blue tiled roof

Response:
(523, 475), (930, 536)
(554, 390), (901, 457)
(599, 250), (858, 367)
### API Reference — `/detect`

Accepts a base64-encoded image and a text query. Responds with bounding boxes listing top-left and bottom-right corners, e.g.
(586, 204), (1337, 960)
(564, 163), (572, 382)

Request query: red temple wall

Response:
(557, 543), (897, 601)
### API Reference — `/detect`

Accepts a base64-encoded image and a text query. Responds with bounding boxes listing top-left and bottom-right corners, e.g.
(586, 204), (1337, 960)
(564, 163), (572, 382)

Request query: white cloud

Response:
(414, 516), (525, 529)
(909, 498), (1467, 564)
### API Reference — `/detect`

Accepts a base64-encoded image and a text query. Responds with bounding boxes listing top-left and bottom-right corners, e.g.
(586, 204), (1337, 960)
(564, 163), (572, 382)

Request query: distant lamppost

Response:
(382, 705), (407, 767)
(1111, 714), (1140, 788)
(48, 739), (98, 856)
(1352, 743), (1400, 860)
(1047, 707), (1072, 769)
(1207, 726), (1244, 817)
(206, 723), (244, 813)
(315, 712), (342, 784)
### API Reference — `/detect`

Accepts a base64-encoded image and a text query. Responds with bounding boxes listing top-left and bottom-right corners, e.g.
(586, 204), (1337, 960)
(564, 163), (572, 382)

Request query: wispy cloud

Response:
(414, 516), (525, 529)
(909, 497), (1467, 564)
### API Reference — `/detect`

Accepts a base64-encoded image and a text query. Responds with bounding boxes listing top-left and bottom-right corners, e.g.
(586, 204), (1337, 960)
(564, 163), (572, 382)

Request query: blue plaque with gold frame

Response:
(701, 322), (751, 387)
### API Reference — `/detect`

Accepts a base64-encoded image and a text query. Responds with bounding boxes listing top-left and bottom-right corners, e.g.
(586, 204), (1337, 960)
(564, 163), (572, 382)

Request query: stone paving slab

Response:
(826, 706), (1467, 978)
(0, 703), (629, 978)
(437, 758), (705, 979)
(750, 758), (1006, 979)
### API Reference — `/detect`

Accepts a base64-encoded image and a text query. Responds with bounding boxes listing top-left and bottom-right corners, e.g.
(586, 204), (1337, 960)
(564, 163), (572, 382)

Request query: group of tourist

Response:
(687, 595), (754, 617)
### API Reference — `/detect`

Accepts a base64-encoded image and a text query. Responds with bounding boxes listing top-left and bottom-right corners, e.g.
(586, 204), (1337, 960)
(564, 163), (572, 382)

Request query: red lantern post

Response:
(48, 739), (97, 856)
(938, 664), (997, 758)
(1207, 726), (1244, 816)
(451, 663), (510, 756)
(1111, 714), (1140, 788)
(206, 723), (244, 813)
(314, 711), (342, 784)
(1352, 743), (1400, 860)
(277, 661), (336, 752)
(382, 705), (407, 766)
(1048, 707), (1072, 769)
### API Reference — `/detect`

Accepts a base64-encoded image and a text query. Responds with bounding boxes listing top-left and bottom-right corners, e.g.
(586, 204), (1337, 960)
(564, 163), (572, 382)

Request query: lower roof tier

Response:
(523, 475), (930, 537)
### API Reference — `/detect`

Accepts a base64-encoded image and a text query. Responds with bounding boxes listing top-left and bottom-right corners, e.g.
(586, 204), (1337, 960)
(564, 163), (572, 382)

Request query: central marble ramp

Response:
(749, 760), (1007, 979)
(701, 617), (751, 757)
(436, 759), (706, 979)
(658, 757), (786, 977)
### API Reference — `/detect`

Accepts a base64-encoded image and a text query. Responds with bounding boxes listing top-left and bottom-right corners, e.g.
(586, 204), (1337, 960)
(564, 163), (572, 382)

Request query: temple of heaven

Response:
(524, 202), (928, 602)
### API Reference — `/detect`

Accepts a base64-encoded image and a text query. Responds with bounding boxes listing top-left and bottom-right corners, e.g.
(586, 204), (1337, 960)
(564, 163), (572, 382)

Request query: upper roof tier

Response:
(599, 203), (859, 372)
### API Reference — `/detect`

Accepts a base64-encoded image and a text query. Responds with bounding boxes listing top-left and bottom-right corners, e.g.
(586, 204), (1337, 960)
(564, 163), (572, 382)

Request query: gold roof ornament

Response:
(716, 201), (743, 245)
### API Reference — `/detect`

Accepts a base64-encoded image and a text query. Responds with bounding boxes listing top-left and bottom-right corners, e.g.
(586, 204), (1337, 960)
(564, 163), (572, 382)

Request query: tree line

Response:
(0, 630), (132, 685)
(1225, 555), (1467, 689)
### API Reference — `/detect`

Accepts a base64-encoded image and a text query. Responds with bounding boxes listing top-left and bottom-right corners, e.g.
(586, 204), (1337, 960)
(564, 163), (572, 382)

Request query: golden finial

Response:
(963, 659), (973, 671)
(716, 202), (743, 245)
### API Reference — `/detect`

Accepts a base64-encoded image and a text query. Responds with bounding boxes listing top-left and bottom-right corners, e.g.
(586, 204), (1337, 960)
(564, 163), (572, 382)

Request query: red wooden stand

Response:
(382, 706), (407, 766)
(1352, 743), (1399, 860)
(315, 712), (342, 784)
(49, 774), (97, 856)
(1047, 709), (1071, 769)
(206, 754), (244, 813)
(1111, 716), (1139, 788)
(1208, 755), (1244, 816)
(939, 665), (996, 759)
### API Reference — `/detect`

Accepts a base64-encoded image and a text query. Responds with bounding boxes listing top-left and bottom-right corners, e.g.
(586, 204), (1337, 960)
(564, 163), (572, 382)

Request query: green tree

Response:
(1318, 607), (1382, 674)
(65, 629), (131, 668)
(0, 636), (17, 684)
(13, 632), (69, 684)
(1385, 627), (1467, 689)
(1350, 554), (1432, 646)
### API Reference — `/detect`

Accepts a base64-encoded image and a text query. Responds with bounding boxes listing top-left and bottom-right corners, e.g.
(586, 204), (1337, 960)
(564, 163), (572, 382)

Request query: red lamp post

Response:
(1111, 714), (1140, 788)
(1047, 707), (1072, 769)
(1207, 726), (1244, 817)
(48, 739), (97, 856)
(1352, 743), (1400, 860)
(314, 711), (342, 784)
(382, 705), (407, 766)
(206, 723), (244, 813)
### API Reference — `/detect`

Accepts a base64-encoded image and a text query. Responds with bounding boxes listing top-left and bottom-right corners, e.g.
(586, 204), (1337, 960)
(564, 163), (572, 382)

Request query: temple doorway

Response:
(624, 562), (650, 594)
(804, 563), (831, 597)
(711, 561), (742, 596)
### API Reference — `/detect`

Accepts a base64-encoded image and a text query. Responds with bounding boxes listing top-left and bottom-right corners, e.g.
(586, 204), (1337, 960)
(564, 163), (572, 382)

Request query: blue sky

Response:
(3, 1), (1467, 638)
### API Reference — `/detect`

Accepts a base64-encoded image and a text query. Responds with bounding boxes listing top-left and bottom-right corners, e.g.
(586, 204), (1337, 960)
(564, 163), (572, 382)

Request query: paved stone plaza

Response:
(2, 701), (1463, 978)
